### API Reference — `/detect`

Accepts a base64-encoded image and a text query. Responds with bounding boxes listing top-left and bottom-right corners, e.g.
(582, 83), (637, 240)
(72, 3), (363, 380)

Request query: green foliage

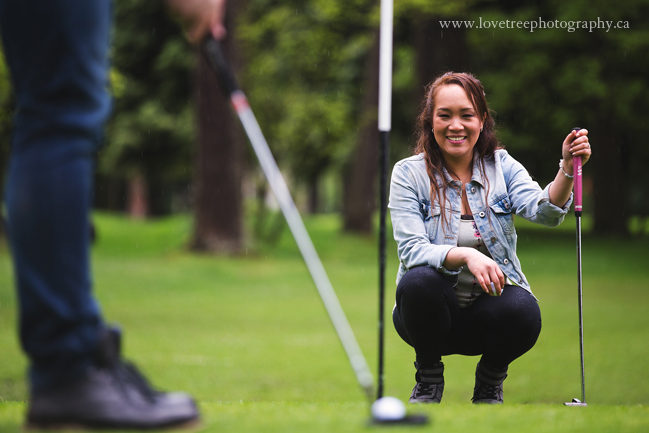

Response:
(275, 91), (353, 181)
(467, 0), (649, 189)
(239, 0), (377, 182)
(100, 0), (195, 185)
(1, 0), (646, 225)
(101, 102), (194, 181)
(237, 0), (482, 188)
(395, 0), (476, 18)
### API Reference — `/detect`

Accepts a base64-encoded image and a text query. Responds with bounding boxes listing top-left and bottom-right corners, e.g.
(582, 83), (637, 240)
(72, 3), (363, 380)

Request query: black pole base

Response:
(564, 398), (588, 407)
(369, 414), (429, 426)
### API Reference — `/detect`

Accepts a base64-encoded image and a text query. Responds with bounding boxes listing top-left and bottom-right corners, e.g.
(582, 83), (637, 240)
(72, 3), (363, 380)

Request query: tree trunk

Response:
(415, 16), (468, 101)
(191, 4), (245, 253)
(127, 172), (148, 219)
(308, 175), (319, 214)
(343, 29), (381, 234)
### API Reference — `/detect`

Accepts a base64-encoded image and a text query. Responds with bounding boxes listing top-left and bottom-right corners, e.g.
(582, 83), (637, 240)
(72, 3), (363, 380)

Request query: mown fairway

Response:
(1, 212), (648, 432)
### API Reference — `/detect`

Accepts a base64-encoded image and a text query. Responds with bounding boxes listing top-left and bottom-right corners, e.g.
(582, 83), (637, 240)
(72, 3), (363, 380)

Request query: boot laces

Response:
(413, 381), (442, 402)
(415, 382), (436, 396)
(111, 360), (161, 403)
(476, 382), (501, 400)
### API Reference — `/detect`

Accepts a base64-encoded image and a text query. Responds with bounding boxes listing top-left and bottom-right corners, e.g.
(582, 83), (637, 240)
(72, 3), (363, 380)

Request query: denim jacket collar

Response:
(437, 150), (489, 189)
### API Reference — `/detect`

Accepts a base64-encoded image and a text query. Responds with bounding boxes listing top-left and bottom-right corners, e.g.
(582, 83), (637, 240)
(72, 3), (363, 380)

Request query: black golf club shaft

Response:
(576, 214), (585, 403)
(565, 127), (586, 407)
(573, 127), (586, 404)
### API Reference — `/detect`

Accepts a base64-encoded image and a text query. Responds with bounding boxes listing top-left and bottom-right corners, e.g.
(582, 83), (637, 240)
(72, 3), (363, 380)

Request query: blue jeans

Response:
(0, 0), (111, 390)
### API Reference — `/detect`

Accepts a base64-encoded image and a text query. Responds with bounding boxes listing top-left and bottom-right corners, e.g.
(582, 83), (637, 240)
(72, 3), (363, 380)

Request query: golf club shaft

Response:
(576, 214), (585, 403)
(202, 36), (375, 400)
(573, 127), (585, 404)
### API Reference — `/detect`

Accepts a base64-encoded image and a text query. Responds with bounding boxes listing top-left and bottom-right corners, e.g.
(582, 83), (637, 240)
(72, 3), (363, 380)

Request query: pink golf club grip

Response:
(572, 128), (583, 217)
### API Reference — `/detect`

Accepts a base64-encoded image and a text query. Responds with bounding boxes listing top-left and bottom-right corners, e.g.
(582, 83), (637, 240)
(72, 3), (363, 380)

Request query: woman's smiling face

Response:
(431, 84), (484, 165)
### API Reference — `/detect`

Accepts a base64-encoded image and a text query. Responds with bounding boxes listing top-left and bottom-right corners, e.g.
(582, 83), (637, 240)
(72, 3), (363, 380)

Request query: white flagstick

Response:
(377, 0), (393, 401)
(378, 0), (393, 134)
(375, 4), (427, 425)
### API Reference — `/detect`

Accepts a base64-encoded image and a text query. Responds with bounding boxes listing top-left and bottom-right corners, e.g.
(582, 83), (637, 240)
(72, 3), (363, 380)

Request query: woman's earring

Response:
(480, 126), (483, 132)
(431, 128), (434, 133)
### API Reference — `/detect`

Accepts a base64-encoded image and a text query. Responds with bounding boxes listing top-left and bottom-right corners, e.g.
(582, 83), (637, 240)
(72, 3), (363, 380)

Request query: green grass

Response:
(1, 212), (648, 432)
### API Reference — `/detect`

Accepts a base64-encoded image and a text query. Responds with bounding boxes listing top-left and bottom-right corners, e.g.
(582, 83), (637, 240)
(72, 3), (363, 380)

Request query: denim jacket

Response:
(388, 149), (572, 297)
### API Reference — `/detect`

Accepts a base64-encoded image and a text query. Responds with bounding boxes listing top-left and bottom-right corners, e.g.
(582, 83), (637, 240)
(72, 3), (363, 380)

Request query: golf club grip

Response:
(572, 127), (582, 217)
(202, 35), (240, 96)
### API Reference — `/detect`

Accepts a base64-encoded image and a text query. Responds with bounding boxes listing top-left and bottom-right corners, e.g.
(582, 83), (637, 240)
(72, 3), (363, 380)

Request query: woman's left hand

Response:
(562, 128), (591, 169)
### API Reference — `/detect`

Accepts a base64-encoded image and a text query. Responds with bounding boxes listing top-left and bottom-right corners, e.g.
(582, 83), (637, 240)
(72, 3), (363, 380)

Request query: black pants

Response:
(393, 266), (542, 369)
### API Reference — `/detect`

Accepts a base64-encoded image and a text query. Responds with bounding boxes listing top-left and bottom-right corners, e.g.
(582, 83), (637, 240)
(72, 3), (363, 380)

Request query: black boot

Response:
(472, 362), (508, 404)
(409, 362), (444, 403)
(26, 326), (200, 430)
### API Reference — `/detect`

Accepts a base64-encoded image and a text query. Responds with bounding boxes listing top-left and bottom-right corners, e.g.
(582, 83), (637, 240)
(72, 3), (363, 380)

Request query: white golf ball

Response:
(371, 396), (406, 421)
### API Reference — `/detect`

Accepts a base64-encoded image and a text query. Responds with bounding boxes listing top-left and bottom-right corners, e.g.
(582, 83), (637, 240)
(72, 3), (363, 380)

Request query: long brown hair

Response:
(413, 72), (501, 227)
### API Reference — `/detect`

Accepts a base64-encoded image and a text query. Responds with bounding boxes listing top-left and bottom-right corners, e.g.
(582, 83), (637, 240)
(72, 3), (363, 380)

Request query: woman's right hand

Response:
(446, 247), (505, 296)
(465, 249), (506, 296)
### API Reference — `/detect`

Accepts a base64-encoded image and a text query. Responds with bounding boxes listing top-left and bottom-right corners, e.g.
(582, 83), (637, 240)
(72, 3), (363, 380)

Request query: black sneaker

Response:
(408, 362), (444, 403)
(26, 326), (200, 430)
(472, 362), (508, 404)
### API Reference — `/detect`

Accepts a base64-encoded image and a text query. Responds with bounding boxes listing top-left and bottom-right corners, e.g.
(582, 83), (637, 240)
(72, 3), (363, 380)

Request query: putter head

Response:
(564, 398), (588, 407)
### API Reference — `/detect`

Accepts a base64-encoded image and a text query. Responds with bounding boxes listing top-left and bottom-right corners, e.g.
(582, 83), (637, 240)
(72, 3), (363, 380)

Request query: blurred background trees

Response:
(0, 44), (11, 239)
(1, 0), (648, 246)
(466, 0), (649, 236)
(99, 0), (195, 218)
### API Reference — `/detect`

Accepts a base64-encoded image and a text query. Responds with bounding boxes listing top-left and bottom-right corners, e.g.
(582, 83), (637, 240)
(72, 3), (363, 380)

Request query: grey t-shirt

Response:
(455, 215), (516, 307)
(455, 216), (489, 308)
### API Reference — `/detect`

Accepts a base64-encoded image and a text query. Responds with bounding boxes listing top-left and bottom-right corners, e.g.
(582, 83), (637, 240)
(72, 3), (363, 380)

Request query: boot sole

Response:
(24, 417), (202, 431)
